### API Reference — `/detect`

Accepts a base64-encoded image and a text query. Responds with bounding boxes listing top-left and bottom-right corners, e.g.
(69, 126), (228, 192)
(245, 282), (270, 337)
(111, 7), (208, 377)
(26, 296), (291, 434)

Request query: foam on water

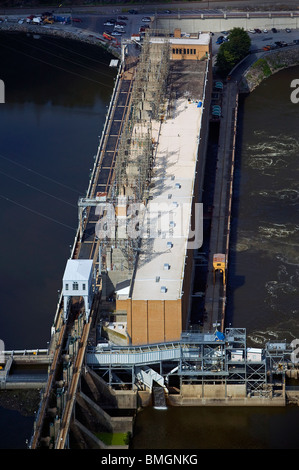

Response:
(254, 188), (299, 204)
(244, 133), (299, 173)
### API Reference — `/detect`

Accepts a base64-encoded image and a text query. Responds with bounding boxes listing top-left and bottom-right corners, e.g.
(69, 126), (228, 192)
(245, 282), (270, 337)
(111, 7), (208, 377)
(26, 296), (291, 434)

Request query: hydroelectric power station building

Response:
(95, 29), (212, 346)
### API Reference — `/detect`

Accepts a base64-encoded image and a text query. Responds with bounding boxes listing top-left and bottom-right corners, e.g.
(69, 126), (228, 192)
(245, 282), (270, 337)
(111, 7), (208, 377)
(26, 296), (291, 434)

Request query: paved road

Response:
(1, 0), (299, 15)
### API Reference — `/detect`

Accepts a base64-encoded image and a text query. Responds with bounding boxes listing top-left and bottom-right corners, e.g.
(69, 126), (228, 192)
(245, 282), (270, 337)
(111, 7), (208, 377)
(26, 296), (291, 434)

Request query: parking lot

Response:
(212, 27), (299, 55)
(1, 10), (299, 56)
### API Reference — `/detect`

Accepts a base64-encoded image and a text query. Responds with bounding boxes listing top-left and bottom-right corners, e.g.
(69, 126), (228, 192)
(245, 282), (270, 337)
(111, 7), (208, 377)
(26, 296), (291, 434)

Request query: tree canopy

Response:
(216, 28), (251, 77)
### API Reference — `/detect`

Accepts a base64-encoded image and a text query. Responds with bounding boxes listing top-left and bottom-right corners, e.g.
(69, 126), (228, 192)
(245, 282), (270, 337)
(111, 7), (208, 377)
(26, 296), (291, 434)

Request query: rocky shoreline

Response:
(0, 21), (121, 58)
(0, 389), (42, 416)
(240, 46), (299, 92)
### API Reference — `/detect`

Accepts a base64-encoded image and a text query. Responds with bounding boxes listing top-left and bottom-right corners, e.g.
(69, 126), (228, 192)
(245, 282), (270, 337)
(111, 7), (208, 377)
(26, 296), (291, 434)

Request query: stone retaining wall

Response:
(240, 47), (299, 92)
(0, 22), (121, 58)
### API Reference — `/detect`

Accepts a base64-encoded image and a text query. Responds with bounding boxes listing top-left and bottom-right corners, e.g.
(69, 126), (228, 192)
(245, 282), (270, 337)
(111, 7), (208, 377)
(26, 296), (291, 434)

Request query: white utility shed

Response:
(62, 259), (94, 321)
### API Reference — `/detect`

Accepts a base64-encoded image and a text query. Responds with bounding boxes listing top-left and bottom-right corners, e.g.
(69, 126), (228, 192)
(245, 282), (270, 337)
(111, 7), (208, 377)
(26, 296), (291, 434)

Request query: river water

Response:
(0, 32), (298, 449)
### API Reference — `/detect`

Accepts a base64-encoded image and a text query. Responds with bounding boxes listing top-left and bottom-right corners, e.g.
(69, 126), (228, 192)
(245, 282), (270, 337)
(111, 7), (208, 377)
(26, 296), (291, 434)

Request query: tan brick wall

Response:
(171, 43), (209, 61)
(116, 298), (182, 344)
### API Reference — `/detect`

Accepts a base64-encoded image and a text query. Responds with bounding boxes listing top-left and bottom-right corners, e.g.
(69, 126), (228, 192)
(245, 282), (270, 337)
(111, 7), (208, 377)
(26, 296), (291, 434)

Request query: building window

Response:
(172, 48), (175, 54)
(187, 48), (189, 54)
(73, 282), (79, 291)
(183, 48), (186, 54)
(193, 49), (196, 54)
(179, 48), (182, 54)
(65, 284), (69, 291)
(176, 48), (178, 54)
(82, 284), (86, 291)
(190, 49), (193, 54)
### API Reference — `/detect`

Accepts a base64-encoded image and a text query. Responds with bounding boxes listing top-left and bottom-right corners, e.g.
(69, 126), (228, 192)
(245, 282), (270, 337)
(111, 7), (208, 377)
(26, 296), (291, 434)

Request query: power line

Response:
(0, 42), (114, 88)
(9, 35), (116, 80)
(0, 152), (81, 194)
(0, 193), (76, 231)
(0, 168), (76, 207)
(40, 36), (117, 71)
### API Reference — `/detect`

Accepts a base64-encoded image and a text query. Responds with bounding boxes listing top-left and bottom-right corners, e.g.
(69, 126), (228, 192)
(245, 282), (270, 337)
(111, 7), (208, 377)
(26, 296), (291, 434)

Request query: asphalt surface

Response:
(1, 10), (298, 70)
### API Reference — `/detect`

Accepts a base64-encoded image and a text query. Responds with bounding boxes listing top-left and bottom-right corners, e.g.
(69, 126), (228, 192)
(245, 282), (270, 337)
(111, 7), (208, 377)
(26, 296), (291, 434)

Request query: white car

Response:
(142, 17), (151, 22)
(248, 29), (256, 34)
(263, 29), (268, 33)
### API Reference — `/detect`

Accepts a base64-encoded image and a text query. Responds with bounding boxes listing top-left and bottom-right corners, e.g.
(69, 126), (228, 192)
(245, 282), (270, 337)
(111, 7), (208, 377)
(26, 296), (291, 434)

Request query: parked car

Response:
(118, 16), (128, 20)
(142, 17), (151, 22)
(263, 29), (268, 33)
(271, 28), (278, 33)
(286, 28), (291, 33)
(128, 10), (138, 14)
(263, 45), (271, 51)
(216, 37), (223, 44)
(248, 29), (256, 34)
(293, 39), (299, 44)
(255, 29), (261, 33)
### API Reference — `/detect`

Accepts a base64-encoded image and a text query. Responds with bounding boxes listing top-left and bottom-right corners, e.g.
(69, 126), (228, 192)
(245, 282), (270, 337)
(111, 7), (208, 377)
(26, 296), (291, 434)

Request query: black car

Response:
(271, 28), (278, 33)
(293, 39), (299, 45)
(255, 28), (261, 33)
(128, 9), (138, 14)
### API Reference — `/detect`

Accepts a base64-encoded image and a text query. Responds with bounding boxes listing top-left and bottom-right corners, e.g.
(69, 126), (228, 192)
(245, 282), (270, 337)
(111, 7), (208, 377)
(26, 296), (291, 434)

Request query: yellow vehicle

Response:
(43, 17), (54, 24)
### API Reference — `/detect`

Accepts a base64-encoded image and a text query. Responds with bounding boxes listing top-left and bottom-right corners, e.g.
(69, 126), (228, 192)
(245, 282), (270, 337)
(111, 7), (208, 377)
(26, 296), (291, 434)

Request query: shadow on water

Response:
(225, 94), (247, 329)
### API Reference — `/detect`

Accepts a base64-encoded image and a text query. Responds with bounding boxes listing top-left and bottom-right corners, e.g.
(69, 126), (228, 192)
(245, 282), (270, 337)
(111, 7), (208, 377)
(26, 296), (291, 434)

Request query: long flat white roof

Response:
(130, 96), (203, 301)
(150, 33), (210, 46)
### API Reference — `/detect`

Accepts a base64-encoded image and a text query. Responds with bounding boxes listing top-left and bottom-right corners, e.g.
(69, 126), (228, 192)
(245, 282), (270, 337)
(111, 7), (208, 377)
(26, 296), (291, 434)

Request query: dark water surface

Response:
(0, 32), (116, 350)
(0, 32), (298, 449)
(0, 32), (116, 448)
(226, 66), (299, 346)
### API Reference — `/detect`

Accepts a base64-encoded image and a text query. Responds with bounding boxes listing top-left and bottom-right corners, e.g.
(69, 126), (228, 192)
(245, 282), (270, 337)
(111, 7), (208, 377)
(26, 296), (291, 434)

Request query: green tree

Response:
(216, 28), (251, 77)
